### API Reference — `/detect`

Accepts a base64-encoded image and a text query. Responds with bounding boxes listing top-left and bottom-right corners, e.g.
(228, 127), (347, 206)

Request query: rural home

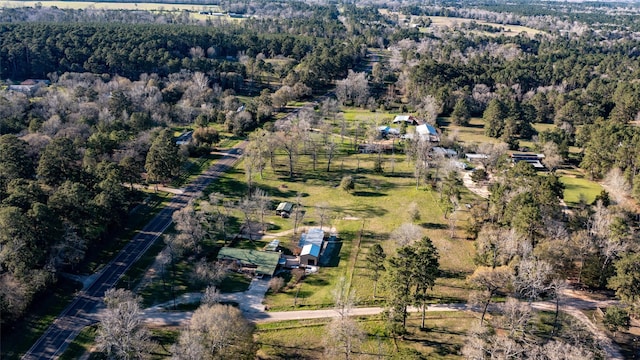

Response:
(175, 131), (193, 145)
(392, 115), (420, 125)
(299, 244), (321, 266)
(217, 247), (280, 276)
(510, 153), (545, 170)
(415, 124), (440, 142)
(8, 79), (50, 95)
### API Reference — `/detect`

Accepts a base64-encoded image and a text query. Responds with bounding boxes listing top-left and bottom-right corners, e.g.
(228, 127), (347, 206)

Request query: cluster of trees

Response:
(0, 134), (134, 323)
(0, 10), (362, 85)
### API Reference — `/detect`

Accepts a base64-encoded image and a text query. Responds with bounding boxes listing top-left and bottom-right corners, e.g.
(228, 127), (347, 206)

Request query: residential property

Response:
(264, 239), (280, 252)
(465, 153), (489, 162)
(298, 228), (325, 266)
(378, 126), (401, 138)
(432, 147), (457, 157)
(415, 124), (440, 142)
(510, 153), (545, 170)
(392, 115), (420, 125)
(8, 79), (50, 95)
(275, 202), (294, 217)
(217, 247), (280, 276)
(299, 244), (321, 266)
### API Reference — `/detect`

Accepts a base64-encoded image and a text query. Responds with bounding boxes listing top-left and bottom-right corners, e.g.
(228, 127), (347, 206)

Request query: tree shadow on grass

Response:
(353, 191), (386, 197)
(420, 222), (448, 230)
(439, 269), (468, 280)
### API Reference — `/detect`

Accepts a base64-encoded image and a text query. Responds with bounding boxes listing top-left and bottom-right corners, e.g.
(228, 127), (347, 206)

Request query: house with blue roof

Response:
(415, 124), (440, 142)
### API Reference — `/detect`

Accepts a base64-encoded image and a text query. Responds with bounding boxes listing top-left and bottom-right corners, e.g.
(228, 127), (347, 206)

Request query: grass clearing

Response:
(439, 117), (503, 147)
(211, 126), (479, 309)
(558, 172), (602, 205)
(425, 16), (542, 37)
(256, 311), (475, 359)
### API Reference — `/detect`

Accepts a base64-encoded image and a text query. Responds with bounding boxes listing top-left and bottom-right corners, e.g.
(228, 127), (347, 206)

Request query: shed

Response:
(300, 244), (321, 266)
(432, 147), (457, 157)
(276, 202), (294, 217)
(510, 153), (545, 170)
(217, 247), (280, 276)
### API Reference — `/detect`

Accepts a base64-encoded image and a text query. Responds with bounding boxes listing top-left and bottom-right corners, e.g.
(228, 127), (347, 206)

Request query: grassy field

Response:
(210, 121), (478, 309)
(439, 117), (503, 147)
(255, 311), (476, 359)
(557, 169), (603, 205)
(425, 16), (543, 37)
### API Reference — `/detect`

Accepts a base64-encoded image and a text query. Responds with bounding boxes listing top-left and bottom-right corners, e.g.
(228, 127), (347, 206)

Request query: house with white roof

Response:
(415, 124), (440, 142)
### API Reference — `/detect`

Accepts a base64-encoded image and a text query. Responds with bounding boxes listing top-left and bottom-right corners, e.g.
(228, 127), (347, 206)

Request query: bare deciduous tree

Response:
(96, 288), (153, 360)
(390, 223), (423, 246)
(335, 70), (370, 107)
(541, 141), (562, 172)
(323, 277), (364, 360)
(191, 259), (228, 287)
(513, 258), (553, 301)
(171, 304), (255, 360)
(468, 266), (513, 325)
(315, 202), (330, 230)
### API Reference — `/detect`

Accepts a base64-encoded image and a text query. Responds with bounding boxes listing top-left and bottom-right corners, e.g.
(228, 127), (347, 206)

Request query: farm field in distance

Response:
(0, 0), (221, 11)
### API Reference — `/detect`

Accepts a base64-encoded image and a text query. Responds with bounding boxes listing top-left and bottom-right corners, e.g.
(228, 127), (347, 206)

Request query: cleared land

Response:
(0, 1), (220, 11)
(426, 16), (543, 37)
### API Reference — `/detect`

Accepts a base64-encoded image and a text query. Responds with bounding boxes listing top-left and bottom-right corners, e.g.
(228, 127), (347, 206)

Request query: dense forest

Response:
(1, 0), (640, 358)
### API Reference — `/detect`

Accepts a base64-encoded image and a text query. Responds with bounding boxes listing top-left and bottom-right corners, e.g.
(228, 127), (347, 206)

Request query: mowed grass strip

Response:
(255, 311), (475, 360)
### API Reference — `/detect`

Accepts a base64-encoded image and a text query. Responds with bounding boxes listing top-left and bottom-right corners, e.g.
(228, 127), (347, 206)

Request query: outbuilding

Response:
(299, 244), (321, 266)
(276, 202), (294, 217)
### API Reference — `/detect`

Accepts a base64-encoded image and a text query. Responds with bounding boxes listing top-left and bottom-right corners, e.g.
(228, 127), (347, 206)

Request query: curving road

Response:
(22, 143), (246, 360)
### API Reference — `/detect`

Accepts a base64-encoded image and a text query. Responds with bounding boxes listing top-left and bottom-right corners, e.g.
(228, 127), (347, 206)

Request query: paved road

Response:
(22, 143), (246, 360)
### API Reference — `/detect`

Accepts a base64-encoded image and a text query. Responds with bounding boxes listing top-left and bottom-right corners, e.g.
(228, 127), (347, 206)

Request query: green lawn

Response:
(255, 311), (475, 359)
(439, 117), (503, 146)
(214, 137), (478, 309)
(559, 172), (603, 205)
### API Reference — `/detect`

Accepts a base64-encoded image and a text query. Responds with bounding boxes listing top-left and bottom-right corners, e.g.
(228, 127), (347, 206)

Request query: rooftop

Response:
(300, 244), (321, 258)
(299, 228), (324, 248)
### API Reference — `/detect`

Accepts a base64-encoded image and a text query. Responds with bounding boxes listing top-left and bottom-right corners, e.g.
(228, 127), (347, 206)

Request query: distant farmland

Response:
(0, 1), (222, 12)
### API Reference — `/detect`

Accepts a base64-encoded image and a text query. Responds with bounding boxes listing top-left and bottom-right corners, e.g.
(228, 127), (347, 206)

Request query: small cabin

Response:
(276, 202), (294, 218)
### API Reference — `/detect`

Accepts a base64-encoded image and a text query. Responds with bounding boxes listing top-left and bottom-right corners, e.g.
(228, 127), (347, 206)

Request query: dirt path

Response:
(462, 170), (490, 199)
